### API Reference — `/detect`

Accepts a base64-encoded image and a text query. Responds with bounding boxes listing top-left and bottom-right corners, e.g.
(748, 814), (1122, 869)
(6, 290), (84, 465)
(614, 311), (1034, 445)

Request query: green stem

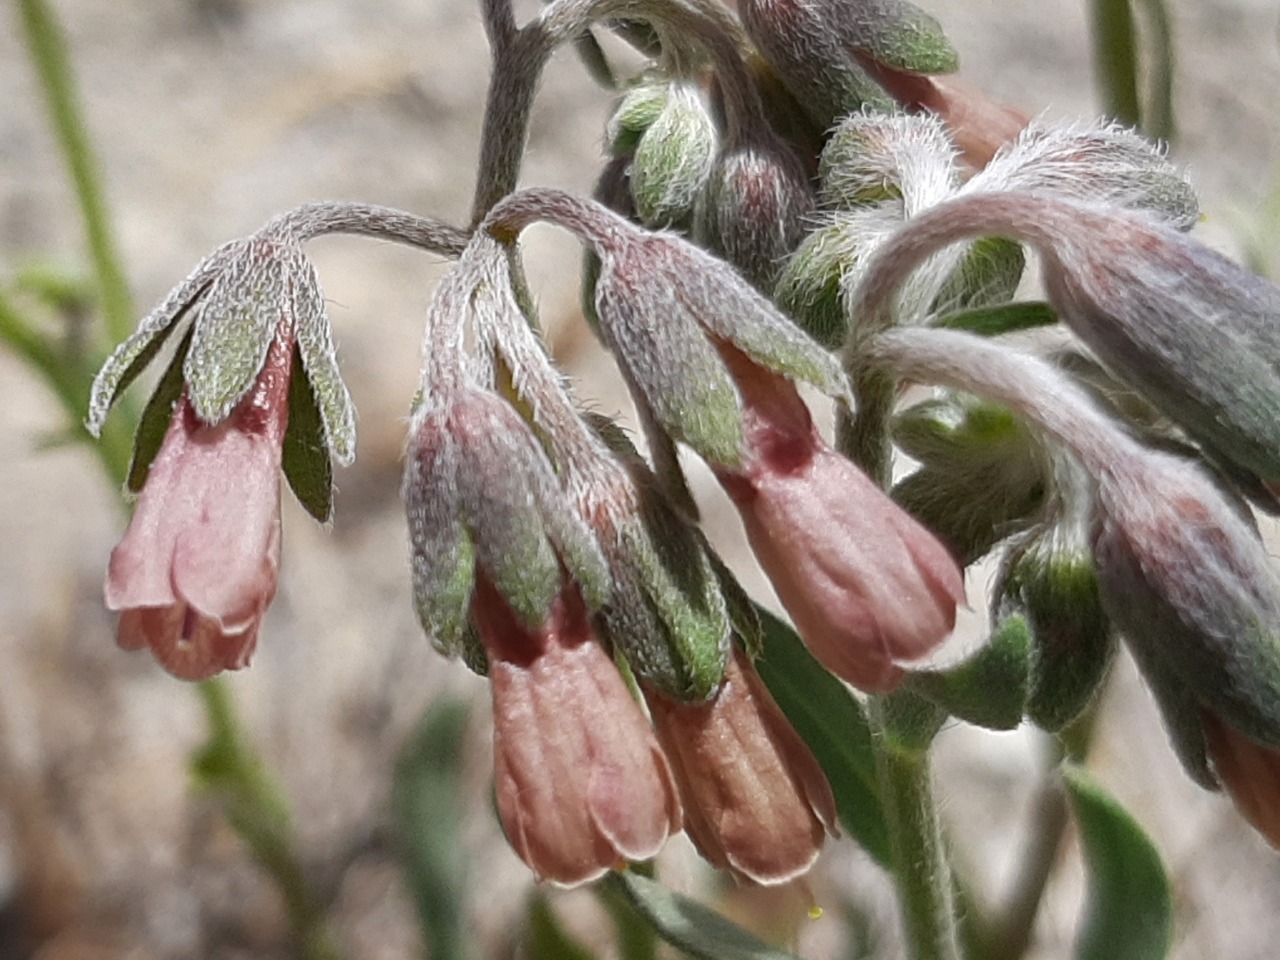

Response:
(837, 365), (897, 490)
(0, 288), (133, 487)
(1133, 0), (1176, 142)
(1088, 0), (1142, 128)
(17, 0), (134, 343)
(870, 697), (960, 960)
(836, 360), (961, 960)
(195, 680), (345, 960)
(978, 695), (1107, 960)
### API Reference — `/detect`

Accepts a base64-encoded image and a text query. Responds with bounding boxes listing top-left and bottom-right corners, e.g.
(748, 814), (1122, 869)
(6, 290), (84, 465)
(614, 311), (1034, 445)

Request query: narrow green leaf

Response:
(13, 261), (95, 315)
(935, 301), (1058, 337)
(906, 616), (1030, 731)
(126, 324), (194, 493)
(605, 872), (803, 960)
(753, 607), (891, 867)
(392, 699), (476, 960)
(281, 346), (334, 523)
(527, 893), (600, 960)
(1064, 766), (1172, 960)
(595, 865), (659, 960)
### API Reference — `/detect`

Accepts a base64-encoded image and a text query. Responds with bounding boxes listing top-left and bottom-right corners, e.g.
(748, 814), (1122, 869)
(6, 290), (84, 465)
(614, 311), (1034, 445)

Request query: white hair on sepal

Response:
(819, 108), (961, 215)
(967, 117), (1199, 228)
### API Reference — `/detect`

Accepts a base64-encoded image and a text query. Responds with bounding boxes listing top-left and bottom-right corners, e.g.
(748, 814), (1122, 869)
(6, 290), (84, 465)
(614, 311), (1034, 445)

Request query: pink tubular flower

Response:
(473, 575), (682, 886)
(715, 345), (965, 691)
(645, 647), (837, 885)
(104, 327), (291, 680)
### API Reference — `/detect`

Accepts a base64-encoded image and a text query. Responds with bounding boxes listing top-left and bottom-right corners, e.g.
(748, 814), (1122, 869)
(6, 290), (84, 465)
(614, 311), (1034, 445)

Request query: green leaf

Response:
(935, 301), (1058, 336)
(595, 865), (659, 960)
(1064, 766), (1172, 960)
(126, 324), (194, 492)
(281, 345), (333, 523)
(527, 893), (600, 960)
(392, 698), (476, 960)
(906, 616), (1030, 731)
(605, 872), (803, 960)
(753, 607), (891, 867)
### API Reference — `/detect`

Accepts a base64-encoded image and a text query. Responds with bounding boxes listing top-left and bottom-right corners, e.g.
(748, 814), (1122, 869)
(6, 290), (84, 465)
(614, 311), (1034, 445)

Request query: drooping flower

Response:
(715, 344), (965, 690)
(644, 646), (837, 884)
(105, 322), (291, 680)
(476, 575), (682, 885)
(402, 350), (680, 882)
(1092, 447), (1280, 844)
(88, 223), (353, 677)
(480, 189), (965, 690)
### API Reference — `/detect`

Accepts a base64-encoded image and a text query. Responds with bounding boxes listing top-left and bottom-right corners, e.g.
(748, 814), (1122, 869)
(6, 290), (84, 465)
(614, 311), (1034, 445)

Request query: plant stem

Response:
(870, 698), (961, 960)
(17, 0), (134, 343)
(840, 323), (961, 960)
(195, 679), (346, 960)
(980, 697), (1106, 960)
(0, 288), (133, 487)
(1089, 0), (1142, 128)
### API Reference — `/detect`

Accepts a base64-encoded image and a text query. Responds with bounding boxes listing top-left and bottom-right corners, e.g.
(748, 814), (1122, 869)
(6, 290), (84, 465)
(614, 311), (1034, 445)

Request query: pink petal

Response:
(714, 346), (965, 690)
(647, 648), (837, 885)
(116, 604), (261, 680)
(477, 579), (680, 886)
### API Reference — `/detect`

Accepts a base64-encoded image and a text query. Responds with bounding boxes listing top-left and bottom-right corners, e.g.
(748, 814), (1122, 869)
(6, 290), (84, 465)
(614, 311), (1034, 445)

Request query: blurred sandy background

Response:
(3, 0), (1280, 957)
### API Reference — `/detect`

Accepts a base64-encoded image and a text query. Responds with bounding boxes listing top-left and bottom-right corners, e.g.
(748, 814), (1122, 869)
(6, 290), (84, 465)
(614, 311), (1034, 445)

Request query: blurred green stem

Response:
(18, 0), (134, 343)
(979, 698), (1105, 960)
(195, 680), (345, 960)
(0, 287), (133, 486)
(1089, 0), (1142, 128)
(13, 6), (340, 959)
(870, 697), (960, 960)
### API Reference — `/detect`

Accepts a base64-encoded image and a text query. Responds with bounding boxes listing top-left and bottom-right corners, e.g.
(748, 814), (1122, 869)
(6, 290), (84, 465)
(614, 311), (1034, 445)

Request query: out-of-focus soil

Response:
(2, 1), (1280, 957)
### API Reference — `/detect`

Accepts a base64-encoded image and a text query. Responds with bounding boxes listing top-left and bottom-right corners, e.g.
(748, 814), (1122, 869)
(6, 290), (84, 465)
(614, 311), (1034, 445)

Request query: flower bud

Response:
(477, 575), (682, 885)
(1092, 449), (1280, 751)
(905, 615), (1030, 731)
(403, 388), (608, 661)
(774, 213), (880, 349)
(606, 80), (670, 157)
(583, 420), (733, 702)
(591, 218), (847, 469)
(819, 111), (959, 212)
(891, 392), (1048, 564)
(644, 647), (837, 884)
(739, 0), (958, 132)
(695, 130), (815, 293)
(975, 120), (1198, 229)
(628, 80), (718, 228)
(998, 518), (1116, 732)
